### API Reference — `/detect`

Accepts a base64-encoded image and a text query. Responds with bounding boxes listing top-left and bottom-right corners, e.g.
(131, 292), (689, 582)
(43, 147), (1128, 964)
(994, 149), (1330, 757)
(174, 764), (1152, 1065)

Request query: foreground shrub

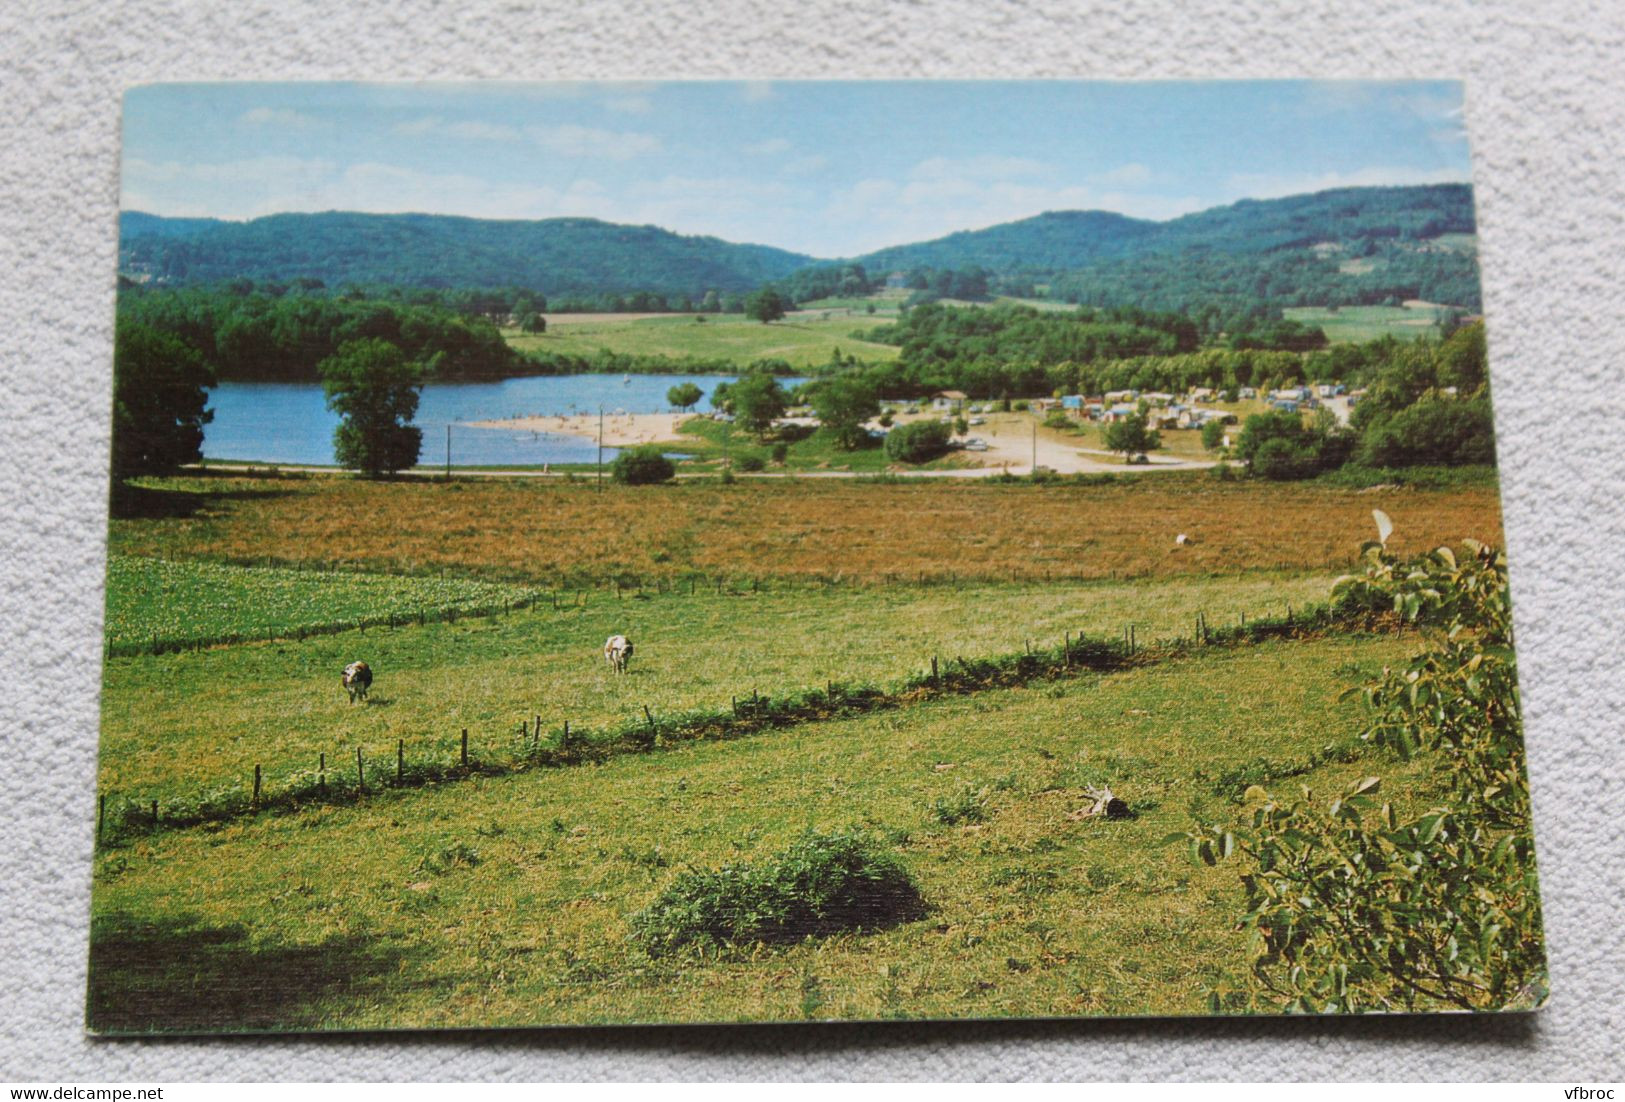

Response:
(631, 829), (927, 955)
(610, 446), (676, 485)
(1179, 537), (1545, 1012)
(884, 420), (951, 463)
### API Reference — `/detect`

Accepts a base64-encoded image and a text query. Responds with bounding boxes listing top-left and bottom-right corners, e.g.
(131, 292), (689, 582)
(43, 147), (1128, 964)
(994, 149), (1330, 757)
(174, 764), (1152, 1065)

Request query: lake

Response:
(201, 374), (803, 468)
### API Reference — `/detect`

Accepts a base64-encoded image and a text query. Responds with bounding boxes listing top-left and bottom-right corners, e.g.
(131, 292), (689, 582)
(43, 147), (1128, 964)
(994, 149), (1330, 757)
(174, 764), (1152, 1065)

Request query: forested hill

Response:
(854, 184), (1482, 312)
(117, 212), (817, 297)
(119, 183), (1480, 311)
(853, 185), (1475, 272)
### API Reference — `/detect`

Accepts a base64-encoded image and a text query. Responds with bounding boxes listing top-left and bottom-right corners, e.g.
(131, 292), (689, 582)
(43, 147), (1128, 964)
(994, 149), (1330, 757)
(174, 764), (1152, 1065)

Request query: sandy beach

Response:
(467, 411), (693, 447)
(465, 408), (1223, 475)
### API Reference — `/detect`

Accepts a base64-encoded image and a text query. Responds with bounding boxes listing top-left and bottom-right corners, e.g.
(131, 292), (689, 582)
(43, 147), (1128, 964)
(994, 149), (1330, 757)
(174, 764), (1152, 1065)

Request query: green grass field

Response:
(91, 446), (1514, 1030)
(1284, 304), (1448, 344)
(89, 631), (1427, 1031)
(506, 312), (900, 368)
(98, 570), (1340, 804)
(105, 556), (538, 651)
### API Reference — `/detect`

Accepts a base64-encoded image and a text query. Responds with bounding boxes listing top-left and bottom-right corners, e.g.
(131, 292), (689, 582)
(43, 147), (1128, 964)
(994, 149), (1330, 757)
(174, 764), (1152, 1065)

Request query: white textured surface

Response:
(3, 0), (1622, 1081)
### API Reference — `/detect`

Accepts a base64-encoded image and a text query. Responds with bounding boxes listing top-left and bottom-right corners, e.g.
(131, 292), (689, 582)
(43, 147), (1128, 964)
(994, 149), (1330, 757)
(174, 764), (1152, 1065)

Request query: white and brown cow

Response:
(603, 635), (634, 675)
(342, 660), (373, 703)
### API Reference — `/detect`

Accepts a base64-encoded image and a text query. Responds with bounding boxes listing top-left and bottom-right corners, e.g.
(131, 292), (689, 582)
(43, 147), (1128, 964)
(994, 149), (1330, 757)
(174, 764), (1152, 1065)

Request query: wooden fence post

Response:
(397, 739), (405, 784)
(1064, 632), (1072, 669)
(561, 720), (570, 749)
(1130, 625), (1136, 655)
(252, 764), (261, 808)
(319, 752), (326, 794)
(151, 799), (158, 826)
(97, 794), (105, 842)
(356, 747), (364, 793)
(461, 729), (469, 767)
(931, 655), (939, 685)
(643, 704), (657, 747)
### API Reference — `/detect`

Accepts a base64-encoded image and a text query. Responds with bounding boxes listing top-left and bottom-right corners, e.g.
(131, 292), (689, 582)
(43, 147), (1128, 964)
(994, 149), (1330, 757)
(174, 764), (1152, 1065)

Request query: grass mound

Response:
(631, 829), (926, 955)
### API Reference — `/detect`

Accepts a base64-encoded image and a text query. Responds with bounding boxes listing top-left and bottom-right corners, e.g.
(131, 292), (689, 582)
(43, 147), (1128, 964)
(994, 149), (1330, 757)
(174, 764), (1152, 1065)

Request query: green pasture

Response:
(1284, 305), (1447, 344)
(506, 312), (901, 368)
(98, 570), (1339, 805)
(105, 556), (538, 651)
(88, 632), (1428, 1031)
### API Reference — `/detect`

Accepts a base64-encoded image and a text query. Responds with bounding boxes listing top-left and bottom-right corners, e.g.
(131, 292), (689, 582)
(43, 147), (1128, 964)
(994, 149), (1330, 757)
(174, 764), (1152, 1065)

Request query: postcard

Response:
(91, 80), (1543, 1031)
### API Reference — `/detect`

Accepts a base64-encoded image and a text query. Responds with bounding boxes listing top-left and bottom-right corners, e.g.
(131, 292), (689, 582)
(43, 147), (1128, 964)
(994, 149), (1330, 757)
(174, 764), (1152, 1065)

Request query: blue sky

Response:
(121, 80), (1471, 258)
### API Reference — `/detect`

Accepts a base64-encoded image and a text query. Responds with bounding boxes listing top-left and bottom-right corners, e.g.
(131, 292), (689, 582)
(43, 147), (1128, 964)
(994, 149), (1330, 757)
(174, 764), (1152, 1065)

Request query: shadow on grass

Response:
(87, 911), (413, 1034)
(109, 478), (297, 520)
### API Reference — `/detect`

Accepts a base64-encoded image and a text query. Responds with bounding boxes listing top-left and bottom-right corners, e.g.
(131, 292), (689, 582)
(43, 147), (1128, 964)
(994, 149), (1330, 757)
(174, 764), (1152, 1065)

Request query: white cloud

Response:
(603, 95), (652, 115)
(910, 155), (1049, 182)
(389, 117), (660, 159)
(1095, 162), (1152, 186)
(744, 137), (792, 156)
(239, 107), (323, 130)
(782, 154), (827, 176)
(525, 123), (661, 160)
(390, 116), (522, 141)
(122, 156), (337, 208)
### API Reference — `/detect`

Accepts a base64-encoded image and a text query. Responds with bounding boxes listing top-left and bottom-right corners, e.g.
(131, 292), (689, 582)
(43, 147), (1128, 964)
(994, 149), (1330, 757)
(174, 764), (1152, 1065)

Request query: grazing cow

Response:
(603, 635), (634, 675)
(342, 660), (373, 703)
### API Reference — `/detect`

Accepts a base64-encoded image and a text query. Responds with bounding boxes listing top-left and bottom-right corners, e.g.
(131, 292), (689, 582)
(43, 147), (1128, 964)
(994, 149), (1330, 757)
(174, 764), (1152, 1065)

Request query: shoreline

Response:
(466, 411), (693, 448)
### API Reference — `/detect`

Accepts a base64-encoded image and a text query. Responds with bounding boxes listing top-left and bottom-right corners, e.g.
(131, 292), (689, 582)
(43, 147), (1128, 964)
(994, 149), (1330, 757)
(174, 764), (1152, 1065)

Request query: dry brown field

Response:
(112, 473), (1504, 586)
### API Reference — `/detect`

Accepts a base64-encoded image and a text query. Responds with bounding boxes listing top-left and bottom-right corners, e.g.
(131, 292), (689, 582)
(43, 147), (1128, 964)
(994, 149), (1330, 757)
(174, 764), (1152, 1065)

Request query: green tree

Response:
(110, 318), (215, 482)
(611, 446), (676, 485)
(884, 420), (951, 463)
(1103, 410), (1161, 461)
(745, 287), (789, 324)
(810, 375), (880, 450)
(666, 382), (704, 413)
(319, 338), (425, 477)
(1200, 419), (1226, 451)
(727, 370), (788, 439)
(518, 312), (547, 333)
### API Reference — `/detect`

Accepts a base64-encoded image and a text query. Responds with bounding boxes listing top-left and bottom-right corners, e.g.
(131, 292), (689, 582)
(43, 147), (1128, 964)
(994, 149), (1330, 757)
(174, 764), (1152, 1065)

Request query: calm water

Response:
(201, 374), (803, 468)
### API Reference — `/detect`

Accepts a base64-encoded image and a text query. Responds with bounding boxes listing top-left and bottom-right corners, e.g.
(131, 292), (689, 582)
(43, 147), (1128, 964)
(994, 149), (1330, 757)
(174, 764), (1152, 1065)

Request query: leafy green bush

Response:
(1180, 539), (1545, 1012)
(1200, 419), (1226, 451)
(1358, 397), (1496, 467)
(1237, 409), (1353, 480)
(1042, 410), (1072, 430)
(610, 446), (676, 485)
(884, 420), (951, 463)
(631, 829), (927, 955)
(735, 454), (766, 472)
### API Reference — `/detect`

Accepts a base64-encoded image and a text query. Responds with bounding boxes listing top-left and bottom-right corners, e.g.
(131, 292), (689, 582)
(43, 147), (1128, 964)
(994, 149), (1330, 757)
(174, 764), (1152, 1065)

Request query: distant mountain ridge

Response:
(119, 183), (1479, 308)
(855, 185), (1475, 273)
(118, 211), (818, 296)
